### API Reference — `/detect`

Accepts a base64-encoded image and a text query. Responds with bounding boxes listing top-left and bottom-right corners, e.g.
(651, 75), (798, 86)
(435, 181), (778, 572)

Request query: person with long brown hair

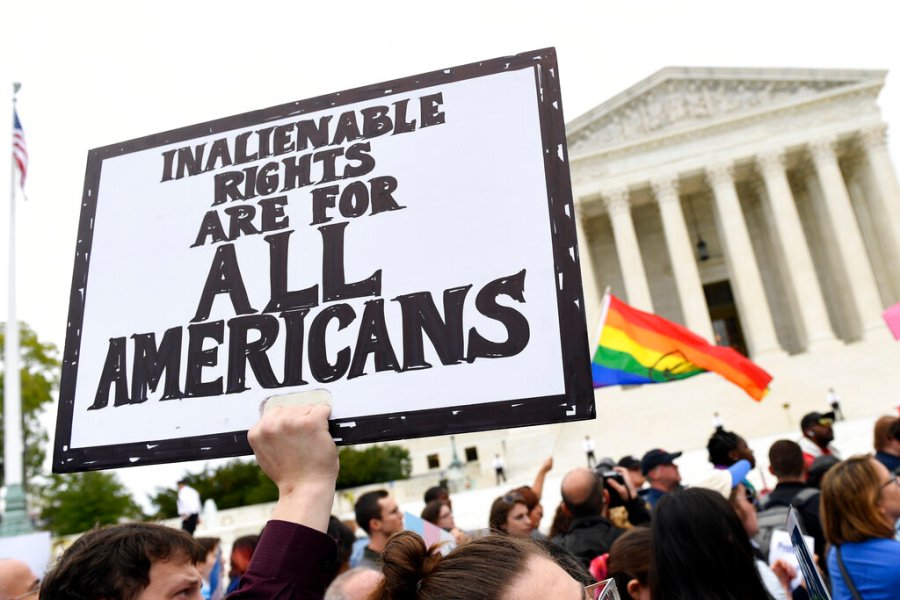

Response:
(820, 455), (900, 599)
(488, 492), (533, 538)
(368, 531), (591, 600)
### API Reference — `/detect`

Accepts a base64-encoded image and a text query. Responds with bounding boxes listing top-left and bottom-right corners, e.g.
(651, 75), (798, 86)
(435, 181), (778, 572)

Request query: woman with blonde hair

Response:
(820, 454), (900, 599)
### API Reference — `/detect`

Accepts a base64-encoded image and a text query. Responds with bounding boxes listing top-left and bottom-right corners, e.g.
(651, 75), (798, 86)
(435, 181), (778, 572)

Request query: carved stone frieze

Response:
(570, 77), (856, 153)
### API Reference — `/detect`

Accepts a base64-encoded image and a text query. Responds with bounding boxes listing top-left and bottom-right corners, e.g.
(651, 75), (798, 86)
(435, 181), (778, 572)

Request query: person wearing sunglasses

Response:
(489, 492), (533, 538)
(821, 455), (900, 600)
(798, 411), (841, 472)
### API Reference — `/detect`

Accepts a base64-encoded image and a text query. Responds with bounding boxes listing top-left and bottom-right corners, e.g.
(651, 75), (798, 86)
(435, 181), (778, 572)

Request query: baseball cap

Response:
(691, 459), (752, 499)
(800, 411), (836, 430)
(640, 449), (683, 475)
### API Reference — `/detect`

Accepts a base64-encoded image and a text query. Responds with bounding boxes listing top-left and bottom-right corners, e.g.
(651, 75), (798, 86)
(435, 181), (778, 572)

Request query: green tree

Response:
(40, 471), (144, 536)
(336, 444), (412, 490)
(150, 459), (278, 519)
(0, 322), (60, 486)
(149, 443), (412, 517)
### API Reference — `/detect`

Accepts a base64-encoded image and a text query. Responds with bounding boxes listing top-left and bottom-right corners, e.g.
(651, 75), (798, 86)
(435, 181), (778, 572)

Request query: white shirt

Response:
(177, 485), (202, 516)
(583, 438), (595, 452)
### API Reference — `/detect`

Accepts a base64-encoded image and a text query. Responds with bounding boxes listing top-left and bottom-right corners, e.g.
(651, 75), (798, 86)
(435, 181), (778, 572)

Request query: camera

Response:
(598, 470), (627, 508)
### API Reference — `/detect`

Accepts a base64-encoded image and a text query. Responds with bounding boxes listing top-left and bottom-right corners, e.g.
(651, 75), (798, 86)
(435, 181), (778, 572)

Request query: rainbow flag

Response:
(592, 294), (772, 401)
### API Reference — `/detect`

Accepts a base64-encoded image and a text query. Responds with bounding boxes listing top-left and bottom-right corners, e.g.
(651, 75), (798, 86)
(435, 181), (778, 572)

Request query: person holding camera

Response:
(550, 466), (651, 569)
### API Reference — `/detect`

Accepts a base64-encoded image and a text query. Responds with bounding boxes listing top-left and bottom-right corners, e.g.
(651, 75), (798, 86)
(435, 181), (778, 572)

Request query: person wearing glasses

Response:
(0, 559), (40, 600)
(798, 411), (841, 472)
(421, 499), (468, 544)
(821, 455), (900, 600)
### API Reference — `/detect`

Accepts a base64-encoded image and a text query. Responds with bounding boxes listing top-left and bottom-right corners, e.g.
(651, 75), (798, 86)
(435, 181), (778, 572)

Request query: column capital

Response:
(651, 177), (680, 202)
(603, 188), (631, 215)
(573, 198), (589, 219)
(808, 137), (838, 164)
(706, 163), (735, 189)
(859, 124), (888, 151)
(756, 149), (787, 176)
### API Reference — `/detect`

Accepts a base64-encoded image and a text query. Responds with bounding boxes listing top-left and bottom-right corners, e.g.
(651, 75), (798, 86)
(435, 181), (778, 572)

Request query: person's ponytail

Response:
(373, 531), (444, 599)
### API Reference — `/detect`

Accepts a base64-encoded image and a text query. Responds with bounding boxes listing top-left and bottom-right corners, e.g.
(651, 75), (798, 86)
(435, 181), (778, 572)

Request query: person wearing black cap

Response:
(638, 449), (682, 510)
(798, 411), (841, 471)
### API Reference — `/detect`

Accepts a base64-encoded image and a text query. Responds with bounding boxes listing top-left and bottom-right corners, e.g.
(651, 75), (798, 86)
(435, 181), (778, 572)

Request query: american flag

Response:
(13, 107), (28, 190)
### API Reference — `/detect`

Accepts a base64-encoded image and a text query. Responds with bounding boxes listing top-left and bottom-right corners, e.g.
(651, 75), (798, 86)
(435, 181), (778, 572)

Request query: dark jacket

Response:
(232, 520), (337, 599)
(550, 515), (626, 568)
(763, 482), (826, 567)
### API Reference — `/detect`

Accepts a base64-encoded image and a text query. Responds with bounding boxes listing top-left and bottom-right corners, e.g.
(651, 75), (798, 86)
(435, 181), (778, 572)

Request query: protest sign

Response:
(54, 48), (594, 472)
(769, 528), (814, 591)
(0, 531), (51, 576)
(786, 508), (830, 599)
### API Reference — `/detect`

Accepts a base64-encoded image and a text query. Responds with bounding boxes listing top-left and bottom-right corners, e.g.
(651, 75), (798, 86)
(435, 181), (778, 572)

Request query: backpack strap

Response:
(792, 487), (819, 508)
(835, 546), (864, 600)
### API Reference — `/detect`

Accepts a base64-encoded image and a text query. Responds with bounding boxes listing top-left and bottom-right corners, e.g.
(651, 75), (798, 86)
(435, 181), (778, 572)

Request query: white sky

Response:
(2, 0), (899, 510)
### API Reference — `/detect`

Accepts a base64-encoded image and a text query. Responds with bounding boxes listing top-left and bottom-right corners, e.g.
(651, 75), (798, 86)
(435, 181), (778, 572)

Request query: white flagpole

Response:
(2, 82), (32, 535)
(592, 285), (612, 346)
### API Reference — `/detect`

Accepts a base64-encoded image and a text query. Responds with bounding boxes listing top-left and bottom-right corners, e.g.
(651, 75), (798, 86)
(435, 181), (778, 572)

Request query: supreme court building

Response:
(403, 67), (900, 484)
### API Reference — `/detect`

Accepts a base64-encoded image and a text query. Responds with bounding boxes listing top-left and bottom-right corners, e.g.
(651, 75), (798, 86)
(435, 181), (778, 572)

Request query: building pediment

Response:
(567, 67), (886, 154)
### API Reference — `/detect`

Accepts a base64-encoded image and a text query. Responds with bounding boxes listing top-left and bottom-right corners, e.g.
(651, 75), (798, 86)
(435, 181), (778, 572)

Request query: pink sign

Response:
(884, 302), (900, 340)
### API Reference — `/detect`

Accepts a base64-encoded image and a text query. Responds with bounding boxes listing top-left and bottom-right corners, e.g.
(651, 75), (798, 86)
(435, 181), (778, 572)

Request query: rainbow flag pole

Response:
(591, 292), (772, 401)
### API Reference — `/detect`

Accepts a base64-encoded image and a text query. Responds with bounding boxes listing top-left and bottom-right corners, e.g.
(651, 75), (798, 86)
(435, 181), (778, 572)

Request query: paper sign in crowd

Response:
(54, 48), (594, 472)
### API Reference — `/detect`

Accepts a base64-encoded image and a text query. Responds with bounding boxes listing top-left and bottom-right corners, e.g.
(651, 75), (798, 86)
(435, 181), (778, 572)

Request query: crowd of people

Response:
(2, 404), (898, 599)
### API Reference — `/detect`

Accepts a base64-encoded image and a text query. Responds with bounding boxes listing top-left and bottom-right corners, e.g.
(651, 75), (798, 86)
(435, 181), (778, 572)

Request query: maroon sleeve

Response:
(228, 520), (337, 600)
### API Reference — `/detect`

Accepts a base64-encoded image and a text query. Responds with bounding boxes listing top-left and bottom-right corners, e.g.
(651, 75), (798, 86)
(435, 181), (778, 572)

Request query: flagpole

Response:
(2, 82), (32, 536)
(592, 285), (612, 347)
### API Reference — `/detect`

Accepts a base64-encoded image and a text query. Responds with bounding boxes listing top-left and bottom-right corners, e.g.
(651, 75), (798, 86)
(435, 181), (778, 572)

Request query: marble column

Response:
(706, 163), (782, 356)
(604, 188), (654, 312)
(756, 150), (837, 349)
(808, 138), (885, 335)
(859, 125), (900, 293)
(573, 199), (603, 330)
(651, 177), (714, 341)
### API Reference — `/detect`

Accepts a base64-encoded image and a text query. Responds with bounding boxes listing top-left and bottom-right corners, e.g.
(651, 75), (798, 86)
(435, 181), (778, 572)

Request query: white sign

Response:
(54, 48), (594, 471)
(769, 528), (813, 590)
(0, 531), (51, 576)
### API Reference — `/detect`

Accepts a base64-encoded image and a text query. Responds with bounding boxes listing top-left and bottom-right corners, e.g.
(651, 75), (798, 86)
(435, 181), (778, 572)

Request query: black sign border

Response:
(53, 47), (594, 473)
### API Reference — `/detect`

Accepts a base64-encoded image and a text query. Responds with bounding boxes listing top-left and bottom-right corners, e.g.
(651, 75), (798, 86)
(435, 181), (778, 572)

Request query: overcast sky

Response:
(2, 0), (899, 509)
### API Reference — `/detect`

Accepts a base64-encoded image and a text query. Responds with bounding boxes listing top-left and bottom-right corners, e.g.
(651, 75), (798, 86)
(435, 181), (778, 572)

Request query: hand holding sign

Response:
(248, 394), (338, 533)
(54, 48), (593, 472)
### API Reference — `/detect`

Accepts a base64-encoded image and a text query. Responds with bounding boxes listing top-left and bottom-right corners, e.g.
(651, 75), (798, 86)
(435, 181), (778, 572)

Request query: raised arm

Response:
(231, 403), (339, 599)
(531, 456), (553, 500)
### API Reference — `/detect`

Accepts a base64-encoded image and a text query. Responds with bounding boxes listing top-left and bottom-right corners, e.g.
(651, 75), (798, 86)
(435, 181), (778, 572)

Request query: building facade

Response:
(405, 67), (900, 486)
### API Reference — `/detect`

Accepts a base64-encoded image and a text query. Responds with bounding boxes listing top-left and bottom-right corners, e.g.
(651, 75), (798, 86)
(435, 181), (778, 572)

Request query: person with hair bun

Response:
(821, 455), (900, 599)
(369, 531), (592, 600)
(488, 492), (533, 537)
